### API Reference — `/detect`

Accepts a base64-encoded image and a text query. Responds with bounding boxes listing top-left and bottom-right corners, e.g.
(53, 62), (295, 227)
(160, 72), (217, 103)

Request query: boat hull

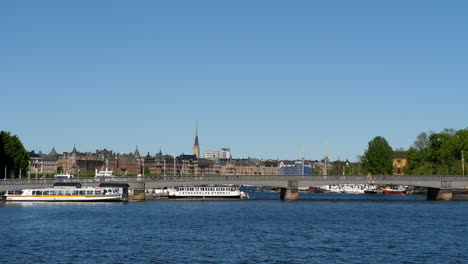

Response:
(168, 195), (242, 199)
(364, 189), (383, 194)
(3, 195), (122, 202)
(383, 189), (406, 194)
(168, 185), (248, 199)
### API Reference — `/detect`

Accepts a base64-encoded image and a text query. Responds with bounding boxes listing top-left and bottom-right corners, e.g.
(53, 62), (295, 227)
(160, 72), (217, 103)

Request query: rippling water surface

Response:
(1, 193), (467, 264)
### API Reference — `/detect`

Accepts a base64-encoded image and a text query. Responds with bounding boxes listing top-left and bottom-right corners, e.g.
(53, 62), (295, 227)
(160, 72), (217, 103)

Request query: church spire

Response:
(134, 145), (141, 159)
(192, 122), (200, 159)
(71, 144), (78, 157)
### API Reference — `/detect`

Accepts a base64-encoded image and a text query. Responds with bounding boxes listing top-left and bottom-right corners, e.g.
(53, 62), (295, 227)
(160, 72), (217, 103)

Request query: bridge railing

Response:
(2, 174), (468, 186)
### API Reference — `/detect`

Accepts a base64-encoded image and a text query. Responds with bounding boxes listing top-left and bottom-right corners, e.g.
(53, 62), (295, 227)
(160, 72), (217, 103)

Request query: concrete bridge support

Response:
(132, 181), (146, 201)
(280, 180), (299, 201)
(427, 188), (452, 201)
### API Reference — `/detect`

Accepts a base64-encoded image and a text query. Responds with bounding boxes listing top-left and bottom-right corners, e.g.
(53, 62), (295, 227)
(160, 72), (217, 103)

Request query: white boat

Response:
(322, 184), (374, 194)
(340, 184), (367, 194)
(95, 167), (115, 178)
(168, 185), (248, 199)
(54, 173), (74, 179)
(3, 185), (123, 202)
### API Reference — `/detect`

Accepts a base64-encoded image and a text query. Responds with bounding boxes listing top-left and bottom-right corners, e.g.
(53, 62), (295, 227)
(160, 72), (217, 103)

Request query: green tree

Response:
(362, 136), (394, 175)
(0, 131), (30, 178)
(413, 132), (431, 151)
(405, 128), (468, 175)
(144, 166), (151, 175)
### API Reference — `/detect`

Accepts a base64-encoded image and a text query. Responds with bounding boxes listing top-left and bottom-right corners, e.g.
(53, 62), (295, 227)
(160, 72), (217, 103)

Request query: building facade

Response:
(278, 161), (312, 175)
(393, 151), (408, 175)
(205, 148), (232, 160)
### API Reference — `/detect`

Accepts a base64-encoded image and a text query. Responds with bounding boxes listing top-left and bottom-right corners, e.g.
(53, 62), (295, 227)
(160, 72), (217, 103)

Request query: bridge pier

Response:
(280, 180), (299, 201)
(427, 188), (452, 201)
(132, 181), (146, 201)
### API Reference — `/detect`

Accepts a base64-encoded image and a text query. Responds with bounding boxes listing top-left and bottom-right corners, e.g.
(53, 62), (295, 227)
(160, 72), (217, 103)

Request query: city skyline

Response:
(1, 1), (467, 161)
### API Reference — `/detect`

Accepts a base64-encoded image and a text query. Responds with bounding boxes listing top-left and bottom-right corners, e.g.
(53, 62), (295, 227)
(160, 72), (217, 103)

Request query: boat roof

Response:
(176, 185), (239, 187)
(99, 183), (129, 188)
(53, 182), (82, 188)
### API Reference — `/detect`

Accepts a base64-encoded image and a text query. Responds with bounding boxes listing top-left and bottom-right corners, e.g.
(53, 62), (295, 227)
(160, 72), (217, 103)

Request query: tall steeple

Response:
(134, 145), (141, 159)
(71, 144), (78, 158)
(192, 122), (200, 159)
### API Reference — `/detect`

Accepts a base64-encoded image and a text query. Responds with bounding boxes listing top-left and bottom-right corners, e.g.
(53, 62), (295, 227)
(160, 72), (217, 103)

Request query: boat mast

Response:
(324, 143), (328, 176)
(302, 145), (305, 176)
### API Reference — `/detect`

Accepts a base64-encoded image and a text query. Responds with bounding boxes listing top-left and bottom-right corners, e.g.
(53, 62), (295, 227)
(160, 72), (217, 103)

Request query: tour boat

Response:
(3, 185), (123, 202)
(167, 185), (248, 199)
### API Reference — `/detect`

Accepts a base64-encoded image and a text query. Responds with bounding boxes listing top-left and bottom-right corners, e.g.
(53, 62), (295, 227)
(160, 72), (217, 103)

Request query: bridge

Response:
(2, 175), (468, 200)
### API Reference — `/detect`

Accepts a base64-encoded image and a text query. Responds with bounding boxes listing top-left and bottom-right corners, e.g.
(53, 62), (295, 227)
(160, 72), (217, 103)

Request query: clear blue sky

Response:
(1, 1), (467, 161)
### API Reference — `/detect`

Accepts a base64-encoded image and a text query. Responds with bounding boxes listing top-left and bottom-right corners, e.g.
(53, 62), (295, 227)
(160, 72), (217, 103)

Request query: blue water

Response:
(1, 193), (467, 264)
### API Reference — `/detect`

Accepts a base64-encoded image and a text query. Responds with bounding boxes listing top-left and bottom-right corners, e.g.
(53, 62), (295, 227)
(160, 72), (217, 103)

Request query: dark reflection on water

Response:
(1, 193), (467, 264)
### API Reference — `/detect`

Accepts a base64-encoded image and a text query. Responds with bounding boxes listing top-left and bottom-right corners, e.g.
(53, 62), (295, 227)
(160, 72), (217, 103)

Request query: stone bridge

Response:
(2, 175), (468, 200)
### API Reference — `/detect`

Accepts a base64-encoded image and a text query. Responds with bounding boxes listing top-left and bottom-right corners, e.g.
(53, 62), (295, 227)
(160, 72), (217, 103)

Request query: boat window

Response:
(95, 190), (102, 195)
(43, 191), (49, 195)
(79, 191), (85, 195)
(36, 191), (42, 196)
(9, 190), (23, 195)
(49, 191), (55, 195)
(87, 190), (94, 195)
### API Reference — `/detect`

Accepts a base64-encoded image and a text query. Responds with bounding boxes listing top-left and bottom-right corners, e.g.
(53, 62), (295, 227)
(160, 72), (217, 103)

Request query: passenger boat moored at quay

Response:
(2, 184), (124, 202)
(168, 185), (248, 199)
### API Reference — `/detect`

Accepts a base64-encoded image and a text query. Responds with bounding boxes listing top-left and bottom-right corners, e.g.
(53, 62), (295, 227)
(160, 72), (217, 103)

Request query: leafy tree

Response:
(362, 136), (394, 175)
(428, 133), (452, 163)
(405, 147), (424, 174)
(144, 166), (151, 175)
(405, 128), (468, 175)
(0, 131), (30, 178)
(413, 132), (431, 151)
